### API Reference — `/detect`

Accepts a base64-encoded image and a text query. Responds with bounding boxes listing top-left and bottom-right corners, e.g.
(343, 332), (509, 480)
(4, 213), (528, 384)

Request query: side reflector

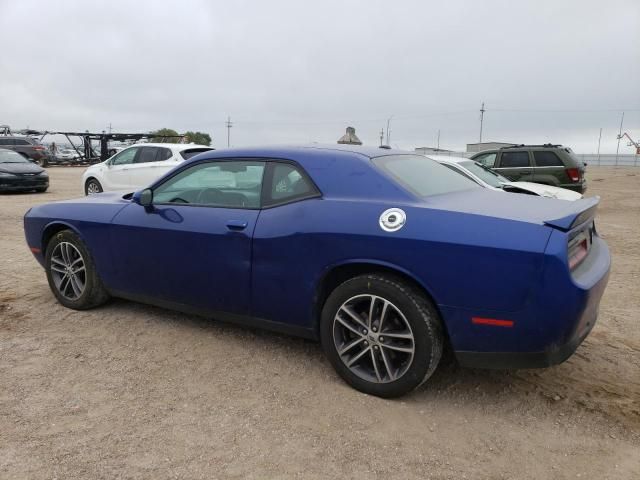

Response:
(472, 317), (514, 328)
(29, 247), (41, 254)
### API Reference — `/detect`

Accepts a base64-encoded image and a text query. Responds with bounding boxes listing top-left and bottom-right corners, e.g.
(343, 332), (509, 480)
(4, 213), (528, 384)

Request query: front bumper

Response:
(0, 177), (48, 191)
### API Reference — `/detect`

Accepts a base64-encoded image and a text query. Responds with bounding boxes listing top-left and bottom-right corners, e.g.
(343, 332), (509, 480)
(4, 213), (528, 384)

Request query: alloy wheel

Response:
(50, 242), (86, 300)
(333, 294), (415, 383)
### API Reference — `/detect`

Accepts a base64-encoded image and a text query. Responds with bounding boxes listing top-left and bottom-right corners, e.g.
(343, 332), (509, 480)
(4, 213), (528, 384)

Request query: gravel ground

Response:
(1, 167), (639, 479)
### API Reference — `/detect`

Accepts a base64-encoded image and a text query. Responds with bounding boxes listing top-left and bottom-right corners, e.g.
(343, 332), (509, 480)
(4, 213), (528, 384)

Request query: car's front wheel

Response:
(85, 178), (103, 195)
(45, 229), (110, 310)
(320, 274), (443, 398)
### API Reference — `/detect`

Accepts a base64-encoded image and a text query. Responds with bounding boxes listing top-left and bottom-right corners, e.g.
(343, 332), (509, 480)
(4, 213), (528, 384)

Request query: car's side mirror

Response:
(133, 188), (154, 208)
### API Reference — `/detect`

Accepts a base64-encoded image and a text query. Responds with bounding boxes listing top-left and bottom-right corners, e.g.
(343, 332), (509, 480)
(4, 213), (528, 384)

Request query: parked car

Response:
(0, 136), (52, 165)
(81, 143), (213, 194)
(429, 155), (582, 201)
(0, 148), (49, 192)
(24, 145), (610, 398)
(470, 144), (587, 194)
(56, 148), (81, 162)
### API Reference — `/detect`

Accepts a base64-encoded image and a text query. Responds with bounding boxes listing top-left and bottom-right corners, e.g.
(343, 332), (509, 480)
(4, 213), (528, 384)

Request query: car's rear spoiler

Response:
(544, 196), (600, 231)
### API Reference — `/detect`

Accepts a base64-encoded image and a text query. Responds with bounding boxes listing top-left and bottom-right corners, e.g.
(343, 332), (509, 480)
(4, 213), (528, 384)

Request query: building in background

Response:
(466, 141), (516, 153)
(337, 127), (362, 145)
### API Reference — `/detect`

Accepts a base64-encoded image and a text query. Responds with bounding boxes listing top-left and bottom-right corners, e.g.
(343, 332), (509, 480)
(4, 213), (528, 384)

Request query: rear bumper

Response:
(560, 182), (587, 194)
(455, 316), (596, 369)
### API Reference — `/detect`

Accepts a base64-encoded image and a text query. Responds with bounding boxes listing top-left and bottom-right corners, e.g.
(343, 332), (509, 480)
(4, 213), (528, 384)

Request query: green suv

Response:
(470, 144), (587, 193)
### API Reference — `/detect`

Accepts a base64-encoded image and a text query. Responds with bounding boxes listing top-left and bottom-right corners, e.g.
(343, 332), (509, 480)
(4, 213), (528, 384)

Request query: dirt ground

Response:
(1, 167), (639, 479)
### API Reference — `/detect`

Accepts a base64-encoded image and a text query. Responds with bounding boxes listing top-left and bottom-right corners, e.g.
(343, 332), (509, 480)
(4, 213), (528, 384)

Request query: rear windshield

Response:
(372, 155), (479, 197)
(180, 148), (214, 160)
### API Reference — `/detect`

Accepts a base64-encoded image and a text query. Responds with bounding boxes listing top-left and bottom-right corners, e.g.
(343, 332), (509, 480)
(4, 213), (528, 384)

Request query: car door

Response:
(108, 159), (265, 315)
(127, 146), (177, 189)
(494, 150), (533, 181)
(250, 161), (323, 327)
(104, 147), (139, 190)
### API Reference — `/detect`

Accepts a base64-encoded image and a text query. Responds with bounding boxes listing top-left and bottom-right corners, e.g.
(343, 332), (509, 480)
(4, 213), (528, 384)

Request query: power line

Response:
(225, 116), (233, 147)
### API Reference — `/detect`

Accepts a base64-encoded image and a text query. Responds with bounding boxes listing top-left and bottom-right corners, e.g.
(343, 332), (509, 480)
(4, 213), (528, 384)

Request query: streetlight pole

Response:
(386, 115), (393, 146)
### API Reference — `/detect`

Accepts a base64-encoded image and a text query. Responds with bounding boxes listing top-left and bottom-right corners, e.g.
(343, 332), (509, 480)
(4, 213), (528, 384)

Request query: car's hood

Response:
(504, 181), (582, 201)
(0, 162), (45, 175)
(56, 190), (133, 205)
(422, 187), (597, 230)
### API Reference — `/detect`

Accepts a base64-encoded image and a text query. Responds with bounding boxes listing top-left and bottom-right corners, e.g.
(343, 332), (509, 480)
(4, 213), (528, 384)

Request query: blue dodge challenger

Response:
(23, 145), (610, 397)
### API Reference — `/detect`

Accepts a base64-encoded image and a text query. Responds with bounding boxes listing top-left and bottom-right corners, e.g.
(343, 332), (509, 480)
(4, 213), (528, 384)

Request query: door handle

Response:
(226, 220), (248, 231)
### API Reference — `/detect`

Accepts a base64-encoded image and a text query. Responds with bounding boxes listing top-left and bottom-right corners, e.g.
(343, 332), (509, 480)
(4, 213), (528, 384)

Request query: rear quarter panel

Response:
(251, 197), (552, 339)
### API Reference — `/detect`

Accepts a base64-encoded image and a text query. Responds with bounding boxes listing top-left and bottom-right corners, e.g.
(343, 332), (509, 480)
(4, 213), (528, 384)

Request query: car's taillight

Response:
(566, 167), (580, 182)
(568, 238), (588, 270)
(33, 146), (45, 151)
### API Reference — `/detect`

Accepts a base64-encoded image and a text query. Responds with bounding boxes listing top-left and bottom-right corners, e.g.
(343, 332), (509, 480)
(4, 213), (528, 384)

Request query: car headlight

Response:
(0, 172), (16, 177)
(37, 171), (49, 177)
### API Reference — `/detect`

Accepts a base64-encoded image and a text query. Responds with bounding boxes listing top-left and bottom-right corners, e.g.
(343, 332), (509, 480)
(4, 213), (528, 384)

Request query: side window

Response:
(14, 139), (30, 146)
(135, 146), (160, 164)
(474, 152), (497, 168)
(111, 147), (138, 165)
(533, 151), (563, 167)
(0, 138), (14, 146)
(265, 163), (318, 206)
(499, 151), (530, 168)
(157, 147), (173, 161)
(153, 161), (265, 208)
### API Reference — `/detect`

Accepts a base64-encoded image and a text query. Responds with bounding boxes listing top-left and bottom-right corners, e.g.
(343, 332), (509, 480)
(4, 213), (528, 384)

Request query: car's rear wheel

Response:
(35, 187), (48, 193)
(320, 274), (443, 398)
(85, 178), (103, 195)
(45, 229), (110, 310)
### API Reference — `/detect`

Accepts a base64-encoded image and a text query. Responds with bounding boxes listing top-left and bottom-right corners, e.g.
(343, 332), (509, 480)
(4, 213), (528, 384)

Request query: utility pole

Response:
(597, 128), (602, 165)
(379, 128), (384, 146)
(479, 102), (485, 143)
(226, 116), (233, 148)
(386, 115), (393, 145)
(437, 129), (441, 150)
(615, 112), (624, 166)
(108, 123), (112, 134)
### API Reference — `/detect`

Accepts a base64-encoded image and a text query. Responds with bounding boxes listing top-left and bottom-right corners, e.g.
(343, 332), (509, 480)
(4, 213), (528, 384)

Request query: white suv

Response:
(82, 143), (213, 194)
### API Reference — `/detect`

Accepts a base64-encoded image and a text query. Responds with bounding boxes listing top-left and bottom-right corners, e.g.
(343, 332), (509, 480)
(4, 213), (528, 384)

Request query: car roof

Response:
(123, 143), (212, 150)
(179, 144), (423, 202)
(190, 143), (410, 161)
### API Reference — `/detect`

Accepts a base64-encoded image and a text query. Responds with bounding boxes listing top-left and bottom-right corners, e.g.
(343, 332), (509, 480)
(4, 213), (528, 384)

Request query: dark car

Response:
(24, 145), (610, 398)
(0, 148), (49, 192)
(471, 144), (587, 193)
(0, 135), (52, 166)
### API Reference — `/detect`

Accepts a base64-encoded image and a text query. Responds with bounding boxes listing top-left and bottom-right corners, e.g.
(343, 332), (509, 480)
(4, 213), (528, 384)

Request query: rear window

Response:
(533, 151), (564, 167)
(372, 155), (479, 197)
(180, 148), (214, 160)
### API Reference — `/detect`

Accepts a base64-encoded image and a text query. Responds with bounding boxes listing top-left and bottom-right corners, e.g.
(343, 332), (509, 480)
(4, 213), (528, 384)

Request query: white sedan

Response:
(82, 143), (213, 194)
(428, 155), (582, 201)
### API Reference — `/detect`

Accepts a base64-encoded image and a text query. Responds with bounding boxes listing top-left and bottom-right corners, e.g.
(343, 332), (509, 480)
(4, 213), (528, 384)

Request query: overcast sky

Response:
(1, 0), (638, 153)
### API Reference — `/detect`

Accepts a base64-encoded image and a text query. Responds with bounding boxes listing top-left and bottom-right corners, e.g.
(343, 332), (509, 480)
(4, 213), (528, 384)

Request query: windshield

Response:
(0, 149), (30, 163)
(372, 155), (479, 197)
(458, 160), (508, 188)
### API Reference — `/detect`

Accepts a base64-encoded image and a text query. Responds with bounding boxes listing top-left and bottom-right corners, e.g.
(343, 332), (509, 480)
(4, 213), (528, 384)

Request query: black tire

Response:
(320, 274), (443, 398)
(45, 229), (110, 310)
(36, 187), (48, 193)
(85, 178), (103, 195)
